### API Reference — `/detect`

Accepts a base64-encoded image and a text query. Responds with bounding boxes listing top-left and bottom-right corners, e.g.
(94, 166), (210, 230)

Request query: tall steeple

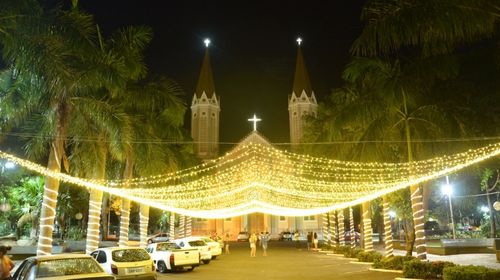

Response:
(288, 37), (317, 148)
(191, 38), (220, 159)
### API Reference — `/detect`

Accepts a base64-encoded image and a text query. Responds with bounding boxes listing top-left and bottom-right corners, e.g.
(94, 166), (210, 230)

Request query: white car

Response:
(172, 237), (212, 264)
(237, 231), (249, 242)
(12, 254), (114, 280)
(147, 232), (169, 244)
(90, 247), (156, 280)
(192, 236), (222, 259)
(146, 242), (199, 272)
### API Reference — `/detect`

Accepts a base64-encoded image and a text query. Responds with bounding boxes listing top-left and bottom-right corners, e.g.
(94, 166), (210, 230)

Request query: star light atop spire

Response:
(204, 38), (211, 48)
(248, 114), (262, 131)
(296, 37), (302, 46)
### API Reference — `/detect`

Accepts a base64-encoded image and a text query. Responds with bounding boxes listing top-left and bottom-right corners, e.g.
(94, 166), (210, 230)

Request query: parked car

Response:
(279, 231), (293, 241)
(236, 231), (249, 242)
(193, 236), (222, 259)
(344, 231), (360, 243)
(90, 247), (156, 280)
(172, 237), (212, 264)
(147, 232), (169, 244)
(12, 254), (114, 280)
(146, 242), (199, 272)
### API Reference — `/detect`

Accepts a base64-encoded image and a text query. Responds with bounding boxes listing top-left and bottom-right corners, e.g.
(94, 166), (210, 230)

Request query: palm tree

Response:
(0, 2), (144, 255)
(113, 75), (188, 247)
(351, 0), (499, 57)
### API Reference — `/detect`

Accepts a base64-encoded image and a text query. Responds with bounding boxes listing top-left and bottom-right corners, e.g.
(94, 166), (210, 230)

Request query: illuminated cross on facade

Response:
(247, 114), (262, 131)
(296, 37), (302, 45)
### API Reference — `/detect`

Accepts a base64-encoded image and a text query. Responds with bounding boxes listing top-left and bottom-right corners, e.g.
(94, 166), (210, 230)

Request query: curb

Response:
(326, 253), (345, 257)
(394, 278), (423, 280)
(368, 268), (403, 273)
(349, 261), (373, 265)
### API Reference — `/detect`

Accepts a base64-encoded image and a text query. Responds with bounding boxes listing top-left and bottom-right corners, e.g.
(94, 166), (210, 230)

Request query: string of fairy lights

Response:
(0, 142), (499, 218)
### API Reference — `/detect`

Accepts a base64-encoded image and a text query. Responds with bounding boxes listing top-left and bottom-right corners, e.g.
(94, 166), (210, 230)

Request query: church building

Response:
(189, 38), (321, 240)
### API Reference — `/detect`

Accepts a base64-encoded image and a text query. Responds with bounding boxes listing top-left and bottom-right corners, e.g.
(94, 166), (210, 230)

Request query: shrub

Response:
(403, 259), (455, 279)
(373, 255), (415, 270)
(357, 251), (383, 263)
(344, 248), (362, 258)
(443, 265), (500, 280)
(332, 245), (351, 254)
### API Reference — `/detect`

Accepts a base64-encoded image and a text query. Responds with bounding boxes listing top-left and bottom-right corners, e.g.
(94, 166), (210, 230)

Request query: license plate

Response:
(127, 267), (144, 274)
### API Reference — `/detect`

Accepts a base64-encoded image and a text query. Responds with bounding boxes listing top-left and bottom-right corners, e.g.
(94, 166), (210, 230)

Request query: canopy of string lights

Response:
(1, 142), (499, 218)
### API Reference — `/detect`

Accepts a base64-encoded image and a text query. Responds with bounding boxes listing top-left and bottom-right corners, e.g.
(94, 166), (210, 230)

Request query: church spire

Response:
(195, 39), (215, 98)
(191, 38), (220, 160)
(288, 37), (317, 148)
(292, 37), (313, 97)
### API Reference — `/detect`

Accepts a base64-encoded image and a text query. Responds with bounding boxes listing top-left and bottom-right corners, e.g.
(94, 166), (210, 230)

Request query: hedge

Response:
(443, 265), (500, 280)
(373, 255), (415, 270)
(357, 251), (383, 263)
(403, 259), (455, 279)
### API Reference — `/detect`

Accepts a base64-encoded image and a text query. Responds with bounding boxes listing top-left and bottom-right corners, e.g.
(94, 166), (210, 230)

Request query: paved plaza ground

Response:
(158, 242), (400, 280)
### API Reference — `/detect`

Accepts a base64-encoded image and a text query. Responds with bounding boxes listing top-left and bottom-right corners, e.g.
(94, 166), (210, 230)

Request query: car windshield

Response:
(37, 258), (103, 277)
(112, 249), (150, 262)
(188, 240), (206, 247)
(202, 237), (215, 243)
(156, 243), (180, 251)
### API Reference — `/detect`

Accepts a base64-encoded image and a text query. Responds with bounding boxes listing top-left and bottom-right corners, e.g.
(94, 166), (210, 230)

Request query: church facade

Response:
(189, 39), (321, 240)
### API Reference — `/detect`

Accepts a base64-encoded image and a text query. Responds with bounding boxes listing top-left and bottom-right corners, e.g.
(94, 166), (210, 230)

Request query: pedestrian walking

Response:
(224, 232), (231, 254)
(0, 245), (14, 280)
(260, 232), (269, 256)
(306, 231), (312, 250)
(294, 230), (300, 248)
(313, 231), (318, 250)
(249, 233), (258, 257)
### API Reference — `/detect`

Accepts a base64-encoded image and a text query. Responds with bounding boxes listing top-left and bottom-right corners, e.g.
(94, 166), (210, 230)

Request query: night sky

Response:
(79, 0), (366, 148)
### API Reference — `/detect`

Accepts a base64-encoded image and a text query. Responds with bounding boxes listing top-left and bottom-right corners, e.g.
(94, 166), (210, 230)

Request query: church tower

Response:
(288, 38), (317, 148)
(191, 39), (220, 159)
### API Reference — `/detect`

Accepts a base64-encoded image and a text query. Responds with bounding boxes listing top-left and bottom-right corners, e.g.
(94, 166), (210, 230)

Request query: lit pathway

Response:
(157, 242), (400, 280)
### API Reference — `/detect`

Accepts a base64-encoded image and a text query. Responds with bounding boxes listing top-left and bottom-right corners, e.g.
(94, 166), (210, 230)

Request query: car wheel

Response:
(147, 239), (153, 244)
(202, 259), (211, 264)
(157, 261), (168, 273)
(211, 255), (217, 260)
(187, 267), (195, 271)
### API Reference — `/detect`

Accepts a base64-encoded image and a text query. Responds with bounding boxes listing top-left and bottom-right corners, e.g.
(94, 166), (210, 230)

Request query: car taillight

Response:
(111, 264), (118, 275)
(170, 253), (175, 266)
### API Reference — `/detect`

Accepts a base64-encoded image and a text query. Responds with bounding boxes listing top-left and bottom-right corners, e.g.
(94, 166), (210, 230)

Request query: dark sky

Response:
(79, 0), (366, 148)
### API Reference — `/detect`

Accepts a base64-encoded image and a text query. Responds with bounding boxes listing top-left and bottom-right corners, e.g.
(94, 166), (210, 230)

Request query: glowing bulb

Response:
(389, 211), (396, 218)
(441, 183), (453, 196)
(204, 38), (210, 47)
(480, 206), (489, 213)
(4, 161), (15, 169)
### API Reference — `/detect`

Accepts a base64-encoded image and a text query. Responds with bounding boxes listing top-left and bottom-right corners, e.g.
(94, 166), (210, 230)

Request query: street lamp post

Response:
(442, 176), (456, 239)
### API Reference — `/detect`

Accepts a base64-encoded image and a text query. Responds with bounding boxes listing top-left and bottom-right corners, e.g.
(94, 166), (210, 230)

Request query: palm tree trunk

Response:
(169, 212), (176, 238)
(185, 216), (192, 237)
(85, 141), (107, 254)
(119, 152), (134, 247)
(349, 207), (355, 249)
(37, 143), (62, 255)
(338, 209), (345, 246)
(362, 201), (373, 252)
(179, 214), (185, 238)
(86, 189), (103, 253)
(139, 204), (150, 247)
(403, 91), (427, 260)
(382, 196), (394, 257)
(322, 213), (330, 247)
(330, 211), (338, 247)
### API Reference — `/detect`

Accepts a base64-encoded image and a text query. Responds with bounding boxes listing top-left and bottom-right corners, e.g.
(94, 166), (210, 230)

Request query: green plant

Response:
(344, 248), (362, 258)
(357, 251), (383, 263)
(404, 259), (455, 279)
(373, 255), (415, 270)
(67, 227), (85, 240)
(443, 265), (500, 280)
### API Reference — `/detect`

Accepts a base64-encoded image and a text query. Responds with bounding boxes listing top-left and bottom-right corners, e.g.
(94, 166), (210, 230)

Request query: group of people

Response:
(306, 231), (318, 250)
(0, 245), (14, 280)
(249, 232), (269, 257)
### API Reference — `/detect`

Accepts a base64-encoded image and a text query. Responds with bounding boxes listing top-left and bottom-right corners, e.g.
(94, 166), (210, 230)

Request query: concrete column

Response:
(139, 205), (150, 248)
(118, 199), (131, 247)
(383, 196), (394, 257)
(362, 201), (373, 252)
